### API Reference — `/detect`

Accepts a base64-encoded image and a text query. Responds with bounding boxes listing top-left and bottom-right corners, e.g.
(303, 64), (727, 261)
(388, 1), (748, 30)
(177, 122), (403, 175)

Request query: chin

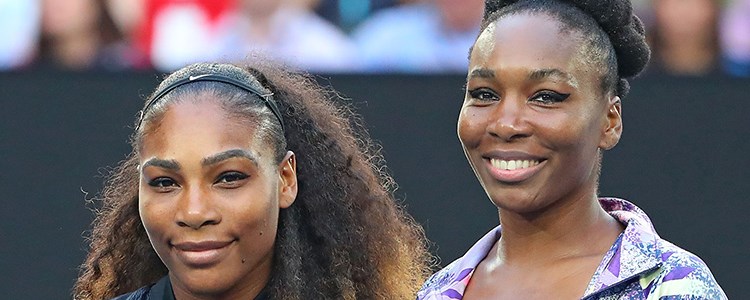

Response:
(174, 269), (239, 296)
(488, 191), (552, 215)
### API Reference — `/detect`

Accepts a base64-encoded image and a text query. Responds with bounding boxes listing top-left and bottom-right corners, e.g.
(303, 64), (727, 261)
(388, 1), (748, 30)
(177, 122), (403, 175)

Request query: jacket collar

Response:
(419, 198), (664, 299)
(581, 198), (663, 298)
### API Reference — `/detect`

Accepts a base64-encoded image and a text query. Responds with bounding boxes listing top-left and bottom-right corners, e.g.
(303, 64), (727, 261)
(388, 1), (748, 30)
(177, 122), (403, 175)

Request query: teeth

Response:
(490, 159), (540, 170)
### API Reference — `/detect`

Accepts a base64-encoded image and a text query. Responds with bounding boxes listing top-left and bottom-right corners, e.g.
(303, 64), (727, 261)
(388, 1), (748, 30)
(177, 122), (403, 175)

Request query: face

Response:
(458, 14), (622, 214)
(654, 0), (717, 43)
(106, 0), (143, 34)
(435, 0), (484, 31)
(138, 97), (297, 298)
(42, 0), (97, 36)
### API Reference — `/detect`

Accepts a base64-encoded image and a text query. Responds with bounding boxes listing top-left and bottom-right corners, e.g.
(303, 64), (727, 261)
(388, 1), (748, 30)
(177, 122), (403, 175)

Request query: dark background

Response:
(1, 72), (748, 299)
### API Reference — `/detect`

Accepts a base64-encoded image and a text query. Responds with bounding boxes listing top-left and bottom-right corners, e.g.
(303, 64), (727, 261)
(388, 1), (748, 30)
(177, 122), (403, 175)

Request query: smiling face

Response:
(458, 13), (622, 214)
(137, 96), (297, 299)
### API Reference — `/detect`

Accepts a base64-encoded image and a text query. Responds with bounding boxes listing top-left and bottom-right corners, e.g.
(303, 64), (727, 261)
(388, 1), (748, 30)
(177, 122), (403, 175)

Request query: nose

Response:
(175, 186), (221, 229)
(487, 97), (531, 141)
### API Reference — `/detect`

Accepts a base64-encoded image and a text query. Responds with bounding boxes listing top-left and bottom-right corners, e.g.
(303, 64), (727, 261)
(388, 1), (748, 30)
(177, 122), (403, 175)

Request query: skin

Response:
(458, 14), (625, 299)
(654, 0), (716, 43)
(42, 0), (101, 68)
(138, 96), (297, 300)
(436, 0), (484, 32)
(42, 0), (97, 37)
(653, 0), (718, 74)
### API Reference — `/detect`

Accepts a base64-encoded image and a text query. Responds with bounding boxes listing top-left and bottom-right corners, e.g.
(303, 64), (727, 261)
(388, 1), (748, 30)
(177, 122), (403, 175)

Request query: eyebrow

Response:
(528, 68), (578, 87)
(468, 68), (495, 79)
(201, 149), (259, 167)
(141, 158), (180, 171)
(469, 68), (578, 88)
(140, 149), (259, 173)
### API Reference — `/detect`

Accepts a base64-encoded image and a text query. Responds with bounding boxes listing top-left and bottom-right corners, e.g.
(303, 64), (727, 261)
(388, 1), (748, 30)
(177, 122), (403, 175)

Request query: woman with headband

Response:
(417, 0), (726, 299)
(73, 62), (432, 299)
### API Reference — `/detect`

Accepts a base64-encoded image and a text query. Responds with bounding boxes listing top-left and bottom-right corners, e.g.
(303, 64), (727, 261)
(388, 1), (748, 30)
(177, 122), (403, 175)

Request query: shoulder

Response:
(417, 226), (501, 299)
(109, 286), (151, 300)
(109, 276), (170, 300)
(417, 259), (474, 300)
(353, 3), (437, 40)
(640, 239), (727, 299)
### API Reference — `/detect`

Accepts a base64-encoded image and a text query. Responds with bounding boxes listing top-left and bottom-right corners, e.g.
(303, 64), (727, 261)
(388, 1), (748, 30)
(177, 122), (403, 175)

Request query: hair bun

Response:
(482, 0), (651, 79)
(606, 16), (650, 77)
(572, 0), (632, 29)
(568, 0), (649, 78)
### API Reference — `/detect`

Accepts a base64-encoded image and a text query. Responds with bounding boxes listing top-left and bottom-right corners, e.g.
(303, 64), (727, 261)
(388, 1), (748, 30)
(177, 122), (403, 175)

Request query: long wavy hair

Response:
(74, 61), (433, 299)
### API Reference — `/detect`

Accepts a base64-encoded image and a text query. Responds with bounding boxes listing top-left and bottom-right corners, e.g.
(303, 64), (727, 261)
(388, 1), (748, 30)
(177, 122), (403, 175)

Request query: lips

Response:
(482, 151), (546, 183)
(171, 240), (234, 268)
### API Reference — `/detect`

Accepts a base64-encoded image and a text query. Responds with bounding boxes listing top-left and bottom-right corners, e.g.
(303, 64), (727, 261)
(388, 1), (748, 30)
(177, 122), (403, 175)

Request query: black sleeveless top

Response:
(110, 276), (270, 300)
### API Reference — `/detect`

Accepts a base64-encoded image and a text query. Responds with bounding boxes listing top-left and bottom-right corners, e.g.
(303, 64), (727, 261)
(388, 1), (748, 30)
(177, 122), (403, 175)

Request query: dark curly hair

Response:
(73, 61), (433, 299)
(476, 0), (651, 98)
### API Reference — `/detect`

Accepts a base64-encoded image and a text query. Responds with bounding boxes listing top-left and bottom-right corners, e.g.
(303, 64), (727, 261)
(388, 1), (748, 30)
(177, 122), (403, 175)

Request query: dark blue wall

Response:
(1, 72), (747, 299)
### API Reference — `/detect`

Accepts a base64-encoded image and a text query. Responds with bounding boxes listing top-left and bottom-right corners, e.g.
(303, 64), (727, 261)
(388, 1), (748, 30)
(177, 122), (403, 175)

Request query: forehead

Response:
(471, 13), (589, 75)
(140, 98), (272, 163)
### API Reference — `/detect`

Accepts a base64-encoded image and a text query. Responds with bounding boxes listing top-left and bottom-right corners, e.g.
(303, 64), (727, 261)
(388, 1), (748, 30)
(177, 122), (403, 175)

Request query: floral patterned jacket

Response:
(417, 198), (727, 299)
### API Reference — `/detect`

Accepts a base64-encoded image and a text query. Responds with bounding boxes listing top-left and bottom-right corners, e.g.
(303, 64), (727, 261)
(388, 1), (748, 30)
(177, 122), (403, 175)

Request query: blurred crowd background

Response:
(0, 0), (748, 76)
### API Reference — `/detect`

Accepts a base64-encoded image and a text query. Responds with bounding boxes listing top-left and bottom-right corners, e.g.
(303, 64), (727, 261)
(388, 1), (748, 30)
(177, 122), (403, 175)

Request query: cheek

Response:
(138, 193), (166, 236)
(457, 107), (485, 149)
(547, 117), (604, 177)
(233, 196), (280, 257)
(228, 188), (280, 234)
(138, 194), (173, 258)
(539, 109), (599, 148)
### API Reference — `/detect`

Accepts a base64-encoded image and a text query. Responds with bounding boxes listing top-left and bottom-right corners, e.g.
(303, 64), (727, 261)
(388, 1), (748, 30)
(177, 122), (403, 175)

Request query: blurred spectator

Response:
(0, 0), (40, 70)
(352, 0), (483, 73)
(721, 0), (750, 77)
(106, 0), (145, 36)
(105, 0), (150, 69)
(315, 0), (398, 32)
(647, 0), (721, 76)
(216, 0), (357, 73)
(37, 0), (140, 70)
(135, 0), (238, 71)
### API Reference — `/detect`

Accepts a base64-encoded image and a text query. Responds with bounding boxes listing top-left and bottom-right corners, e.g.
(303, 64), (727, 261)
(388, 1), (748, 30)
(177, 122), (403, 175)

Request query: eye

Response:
(530, 91), (570, 104)
(148, 177), (176, 187)
(215, 171), (249, 187)
(468, 88), (499, 102)
(147, 177), (179, 192)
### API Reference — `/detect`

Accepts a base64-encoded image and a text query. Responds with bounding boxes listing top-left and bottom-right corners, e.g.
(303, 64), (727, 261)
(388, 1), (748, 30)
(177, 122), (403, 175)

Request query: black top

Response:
(110, 276), (270, 300)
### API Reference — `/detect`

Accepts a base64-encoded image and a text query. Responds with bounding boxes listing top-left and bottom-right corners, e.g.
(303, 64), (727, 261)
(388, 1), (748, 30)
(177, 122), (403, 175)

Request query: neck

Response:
(171, 275), (268, 300)
(170, 251), (272, 300)
(494, 193), (623, 267)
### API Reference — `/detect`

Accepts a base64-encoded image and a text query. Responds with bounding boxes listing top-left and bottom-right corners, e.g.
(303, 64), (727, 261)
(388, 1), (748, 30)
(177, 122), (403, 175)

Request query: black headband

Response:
(136, 73), (284, 131)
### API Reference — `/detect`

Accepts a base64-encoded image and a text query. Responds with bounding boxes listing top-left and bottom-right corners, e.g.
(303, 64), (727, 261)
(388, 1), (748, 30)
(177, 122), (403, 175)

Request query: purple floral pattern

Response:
(417, 198), (727, 300)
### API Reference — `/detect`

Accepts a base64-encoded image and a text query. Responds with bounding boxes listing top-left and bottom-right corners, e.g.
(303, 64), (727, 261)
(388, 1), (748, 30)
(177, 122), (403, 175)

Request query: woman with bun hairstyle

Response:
(417, 0), (726, 299)
(74, 61), (432, 299)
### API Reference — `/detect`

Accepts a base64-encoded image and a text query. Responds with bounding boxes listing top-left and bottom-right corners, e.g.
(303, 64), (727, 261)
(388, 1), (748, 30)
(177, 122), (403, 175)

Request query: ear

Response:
(599, 96), (622, 150)
(277, 151), (298, 209)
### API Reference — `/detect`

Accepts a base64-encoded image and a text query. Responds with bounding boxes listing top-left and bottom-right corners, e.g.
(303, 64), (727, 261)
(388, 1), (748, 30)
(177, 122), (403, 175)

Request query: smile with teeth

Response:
(490, 158), (541, 170)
